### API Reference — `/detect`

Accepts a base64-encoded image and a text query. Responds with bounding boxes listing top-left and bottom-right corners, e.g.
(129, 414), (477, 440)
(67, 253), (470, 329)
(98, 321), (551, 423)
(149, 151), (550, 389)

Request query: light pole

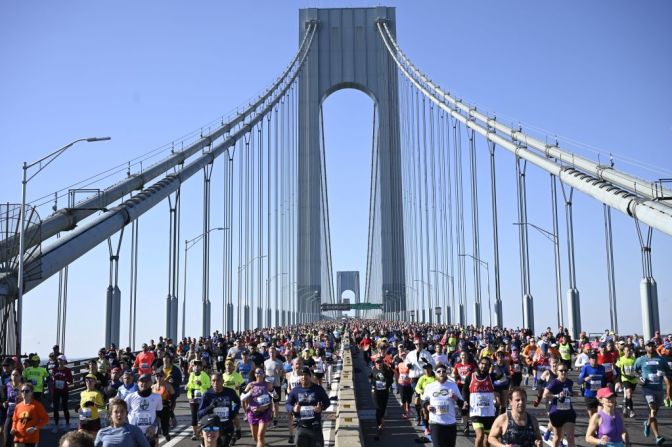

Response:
(513, 222), (563, 329)
(459, 253), (492, 327)
(431, 269), (455, 324)
(17, 136), (111, 352)
(403, 284), (417, 322)
(182, 227), (226, 339)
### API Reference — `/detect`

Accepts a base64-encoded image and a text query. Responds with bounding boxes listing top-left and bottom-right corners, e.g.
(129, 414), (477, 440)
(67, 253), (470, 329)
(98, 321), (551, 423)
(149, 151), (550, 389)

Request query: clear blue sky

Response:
(1, 1), (670, 358)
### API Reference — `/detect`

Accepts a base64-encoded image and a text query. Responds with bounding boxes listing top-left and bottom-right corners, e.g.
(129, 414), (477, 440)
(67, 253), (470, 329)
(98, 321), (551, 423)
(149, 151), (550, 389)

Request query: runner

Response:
(422, 363), (463, 447)
(395, 348), (414, 419)
(585, 387), (630, 447)
(370, 356), (394, 439)
(197, 372), (242, 447)
(133, 344), (155, 376)
(488, 387), (541, 447)
(79, 373), (106, 436)
(454, 350), (477, 436)
(264, 346), (284, 428)
(407, 337), (436, 425)
(241, 367), (273, 447)
(50, 354), (73, 433)
(285, 366), (331, 447)
(10, 382), (49, 447)
(94, 398), (150, 447)
(463, 357), (497, 447)
(491, 350), (510, 415)
(116, 370), (138, 401)
(2, 369), (22, 447)
(634, 340), (671, 445)
(416, 363), (437, 441)
(285, 359), (303, 443)
(186, 359), (211, 440)
(616, 345), (638, 418)
(151, 369), (175, 442)
(542, 362), (577, 447)
(125, 374), (163, 446)
(21, 355), (48, 402)
(578, 353), (606, 418)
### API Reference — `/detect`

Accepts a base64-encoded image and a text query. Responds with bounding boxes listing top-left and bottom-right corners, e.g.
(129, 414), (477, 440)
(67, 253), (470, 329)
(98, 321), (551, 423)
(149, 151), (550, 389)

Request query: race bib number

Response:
(55, 380), (65, 390)
(315, 365), (324, 373)
(193, 390), (202, 401)
(214, 407), (230, 421)
(513, 364), (522, 372)
(623, 365), (633, 375)
(603, 363), (613, 373)
(326, 352), (333, 358)
(375, 380), (386, 390)
(218, 356), (224, 362)
(557, 397), (571, 411)
(265, 375), (275, 383)
(79, 408), (92, 420)
(256, 394), (271, 406)
(432, 396), (451, 415)
(136, 411), (153, 426)
(589, 379), (601, 389)
(476, 395), (491, 408)
(300, 406), (315, 419)
(647, 373), (660, 384)
(31, 379), (37, 385)
(140, 363), (148, 369)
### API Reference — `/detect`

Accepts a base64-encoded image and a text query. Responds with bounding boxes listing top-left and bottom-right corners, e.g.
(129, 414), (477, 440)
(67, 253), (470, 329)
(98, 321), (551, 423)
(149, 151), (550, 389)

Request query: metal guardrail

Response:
(334, 334), (363, 447)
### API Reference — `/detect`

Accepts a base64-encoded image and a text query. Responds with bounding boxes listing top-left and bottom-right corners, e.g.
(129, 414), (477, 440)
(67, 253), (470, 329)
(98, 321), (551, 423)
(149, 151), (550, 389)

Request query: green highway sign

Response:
(350, 303), (383, 310)
(320, 302), (384, 311)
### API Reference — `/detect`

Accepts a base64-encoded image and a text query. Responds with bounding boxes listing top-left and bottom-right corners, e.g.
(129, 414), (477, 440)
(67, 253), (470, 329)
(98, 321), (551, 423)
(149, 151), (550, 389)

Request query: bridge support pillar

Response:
(275, 308), (280, 327)
(523, 293), (534, 334)
(226, 303), (234, 334)
(266, 308), (272, 329)
(282, 310), (287, 327)
(494, 300), (503, 328)
(567, 288), (581, 339)
(105, 230), (123, 348)
(458, 304), (465, 326)
(257, 306), (262, 330)
(636, 222), (659, 341)
(244, 305), (250, 330)
(473, 302), (481, 328)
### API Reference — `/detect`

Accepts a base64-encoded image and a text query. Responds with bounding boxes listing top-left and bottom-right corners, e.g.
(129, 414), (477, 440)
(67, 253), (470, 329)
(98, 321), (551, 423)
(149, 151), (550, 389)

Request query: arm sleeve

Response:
(320, 387), (331, 410)
(284, 389), (296, 413)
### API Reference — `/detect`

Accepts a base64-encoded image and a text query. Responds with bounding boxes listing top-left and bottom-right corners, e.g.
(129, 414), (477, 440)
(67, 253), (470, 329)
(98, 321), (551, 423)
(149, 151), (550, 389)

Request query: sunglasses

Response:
(21, 389), (31, 393)
(557, 369), (567, 373)
(435, 369), (447, 374)
(255, 370), (264, 375)
(202, 426), (221, 433)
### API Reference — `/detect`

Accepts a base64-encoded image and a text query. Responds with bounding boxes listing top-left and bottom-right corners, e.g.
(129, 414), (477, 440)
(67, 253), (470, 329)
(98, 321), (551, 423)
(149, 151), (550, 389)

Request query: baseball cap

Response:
(300, 366), (312, 375)
(84, 373), (98, 381)
(57, 354), (67, 362)
(596, 387), (615, 399)
(588, 353), (598, 360)
(138, 373), (153, 382)
(422, 363), (433, 370)
(199, 414), (221, 428)
(375, 357), (384, 363)
(2, 358), (12, 366)
(645, 340), (656, 347)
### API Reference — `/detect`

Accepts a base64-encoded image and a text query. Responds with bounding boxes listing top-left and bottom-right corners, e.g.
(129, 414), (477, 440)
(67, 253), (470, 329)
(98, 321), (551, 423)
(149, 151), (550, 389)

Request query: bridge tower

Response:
(297, 7), (406, 320)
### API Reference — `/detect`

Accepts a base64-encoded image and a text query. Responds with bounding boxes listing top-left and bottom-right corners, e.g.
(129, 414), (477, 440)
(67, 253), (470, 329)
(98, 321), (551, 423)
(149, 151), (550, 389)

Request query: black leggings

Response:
(374, 390), (389, 426)
(53, 389), (70, 424)
(430, 423), (457, 447)
(158, 400), (171, 436)
(297, 424), (324, 447)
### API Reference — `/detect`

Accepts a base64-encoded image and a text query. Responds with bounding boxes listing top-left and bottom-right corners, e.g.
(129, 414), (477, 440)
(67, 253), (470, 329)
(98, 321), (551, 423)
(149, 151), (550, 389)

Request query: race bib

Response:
(375, 380), (386, 390)
(136, 411), (153, 426)
(194, 390), (202, 400)
(315, 365), (324, 373)
(79, 408), (92, 420)
(557, 397), (571, 411)
(256, 394), (271, 406)
(603, 363), (613, 373)
(647, 373), (660, 384)
(218, 356), (224, 362)
(31, 379), (37, 385)
(645, 394), (655, 404)
(265, 375), (275, 383)
(300, 406), (315, 419)
(476, 395), (491, 408)
(433, 396), (451, 415)
(513, 364), (522, 372)
(55, 380), (65, 390)
(623, 365), (633, 375)
(326, 352), (333, 358)
(214, 407), (230, 421)
(589, 379), (601, 389)
(140, 363), (148, 369)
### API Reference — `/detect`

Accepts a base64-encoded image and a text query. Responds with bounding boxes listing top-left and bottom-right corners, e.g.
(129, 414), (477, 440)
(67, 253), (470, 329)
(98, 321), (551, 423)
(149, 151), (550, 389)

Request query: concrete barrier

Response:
(334, 334), (363, 447)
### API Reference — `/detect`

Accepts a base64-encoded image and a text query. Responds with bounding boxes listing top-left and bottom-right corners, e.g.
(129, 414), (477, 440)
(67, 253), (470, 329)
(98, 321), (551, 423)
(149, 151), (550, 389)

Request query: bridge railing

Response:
(334, 333), (363, 447)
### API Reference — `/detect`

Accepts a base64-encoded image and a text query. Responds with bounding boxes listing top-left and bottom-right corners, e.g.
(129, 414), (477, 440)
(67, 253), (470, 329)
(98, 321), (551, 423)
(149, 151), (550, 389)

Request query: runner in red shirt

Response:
(133, 343), (156, 375)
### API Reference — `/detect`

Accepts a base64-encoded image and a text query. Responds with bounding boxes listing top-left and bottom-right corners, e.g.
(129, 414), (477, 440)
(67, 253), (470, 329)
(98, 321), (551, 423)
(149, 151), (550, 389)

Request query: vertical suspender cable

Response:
(454, 122), (466, 325)
(429, 103), (439, 322)
(468, 128), (482, 327)
(488, 140), (503, 327)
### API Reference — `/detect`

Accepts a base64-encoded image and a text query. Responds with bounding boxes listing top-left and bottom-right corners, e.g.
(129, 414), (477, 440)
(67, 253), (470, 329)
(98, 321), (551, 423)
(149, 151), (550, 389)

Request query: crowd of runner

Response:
(0, 321), (670, 447)
(354, 322), (671, 447)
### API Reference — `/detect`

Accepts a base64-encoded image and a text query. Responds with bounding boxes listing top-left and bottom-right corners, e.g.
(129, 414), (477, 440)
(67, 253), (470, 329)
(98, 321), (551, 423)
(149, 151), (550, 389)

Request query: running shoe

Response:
(236, 429), (242, 440)
(655, 436), (665, 446)
(463, 427), (469, 436)
(288, 435), (295, 443)
(543, 430), (552, 442)
(644, 421), (651, 438)
(273, 418), (278, 428)
(191, 435), (199, 441)
(401, 412), (408, 419)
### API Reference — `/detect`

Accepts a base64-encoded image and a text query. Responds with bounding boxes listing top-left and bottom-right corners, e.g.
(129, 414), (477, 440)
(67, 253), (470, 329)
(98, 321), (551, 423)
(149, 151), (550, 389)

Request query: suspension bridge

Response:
(1, 5), (671, 358)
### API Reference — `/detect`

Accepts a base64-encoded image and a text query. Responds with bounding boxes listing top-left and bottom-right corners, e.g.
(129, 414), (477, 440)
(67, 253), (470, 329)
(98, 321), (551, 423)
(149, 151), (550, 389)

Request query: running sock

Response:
(626, 397), (633, 410)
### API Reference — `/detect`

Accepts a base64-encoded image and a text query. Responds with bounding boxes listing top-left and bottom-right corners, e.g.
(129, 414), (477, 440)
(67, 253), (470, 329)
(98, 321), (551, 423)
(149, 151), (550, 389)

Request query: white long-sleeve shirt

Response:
(405, 349), (436, 379)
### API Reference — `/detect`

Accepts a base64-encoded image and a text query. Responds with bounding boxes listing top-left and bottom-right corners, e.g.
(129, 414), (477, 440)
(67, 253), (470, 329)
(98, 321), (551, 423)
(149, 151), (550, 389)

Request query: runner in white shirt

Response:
(124, 373), (163, 445)
(422, 364), (463, 447)
(406, 338), (436, 425)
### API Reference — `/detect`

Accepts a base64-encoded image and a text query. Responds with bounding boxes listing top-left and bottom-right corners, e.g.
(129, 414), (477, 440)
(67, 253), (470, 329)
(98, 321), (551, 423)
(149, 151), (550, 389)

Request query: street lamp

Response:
(182, 227), (226, 339)
(17, 136), (111, 352)
(458, 253), (492, 327)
